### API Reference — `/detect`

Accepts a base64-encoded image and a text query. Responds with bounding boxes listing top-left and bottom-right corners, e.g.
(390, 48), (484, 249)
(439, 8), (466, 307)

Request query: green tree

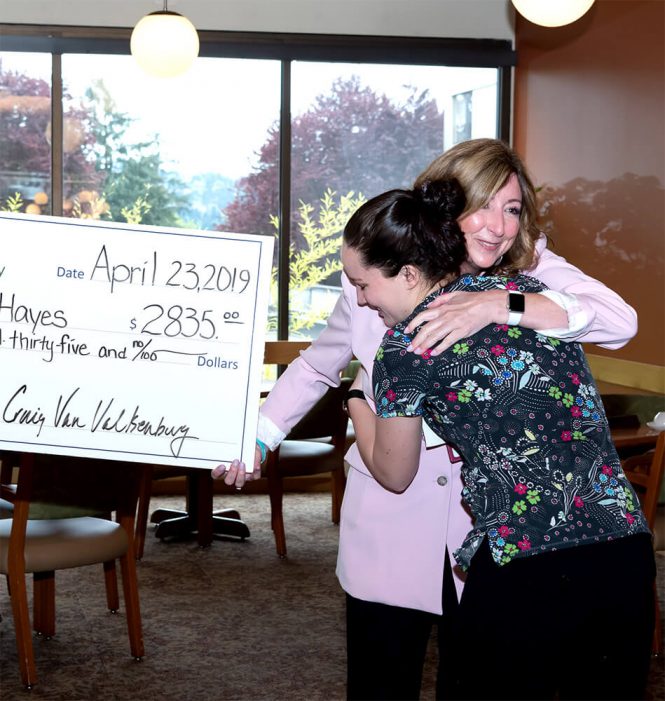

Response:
(102, 152), (189, 227)
(0, 193), (25, 212)
(81, 81), (190, 227)
(81, 80), (134, 176)
(267, 189), (366, 334)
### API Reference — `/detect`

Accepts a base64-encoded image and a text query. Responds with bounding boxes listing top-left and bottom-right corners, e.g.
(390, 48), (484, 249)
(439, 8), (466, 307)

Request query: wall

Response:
(0, 0), (514, 40)
(513, 1), (665, 391)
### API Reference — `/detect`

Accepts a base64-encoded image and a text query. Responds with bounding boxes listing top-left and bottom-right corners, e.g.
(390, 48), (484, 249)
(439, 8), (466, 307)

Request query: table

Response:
(610, 425), (661, 460)
(150, 469), (250, 547)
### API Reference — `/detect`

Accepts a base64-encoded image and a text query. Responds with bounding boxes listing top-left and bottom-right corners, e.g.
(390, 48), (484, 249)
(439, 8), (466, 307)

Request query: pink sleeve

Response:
(259, 285), (355, 439)
(528, 235), (638, 349)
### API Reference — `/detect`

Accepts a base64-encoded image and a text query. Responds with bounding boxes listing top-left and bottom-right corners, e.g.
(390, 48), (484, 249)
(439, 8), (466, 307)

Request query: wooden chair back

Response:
(620, 431), (665, 656)
(264, 340), (310, 365)
(262, 340), (353, 557)
(284, 377), (351, 443)
(621, 431), (665, 530)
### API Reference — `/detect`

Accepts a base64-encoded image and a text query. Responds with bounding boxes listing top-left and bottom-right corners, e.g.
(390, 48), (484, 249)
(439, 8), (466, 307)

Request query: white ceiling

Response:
(0, 0), (515, 41)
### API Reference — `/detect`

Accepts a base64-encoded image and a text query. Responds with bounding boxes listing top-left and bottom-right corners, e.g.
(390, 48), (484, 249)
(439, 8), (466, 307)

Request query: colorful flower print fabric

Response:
(373, 274), (650, 570)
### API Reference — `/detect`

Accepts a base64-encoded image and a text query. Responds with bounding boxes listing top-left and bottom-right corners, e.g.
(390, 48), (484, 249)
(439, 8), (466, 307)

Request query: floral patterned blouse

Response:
(373, 274), (650, 570)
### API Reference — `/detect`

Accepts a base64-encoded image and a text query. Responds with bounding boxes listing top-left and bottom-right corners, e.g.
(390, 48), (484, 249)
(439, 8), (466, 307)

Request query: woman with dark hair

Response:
(344, 178), (655, 701)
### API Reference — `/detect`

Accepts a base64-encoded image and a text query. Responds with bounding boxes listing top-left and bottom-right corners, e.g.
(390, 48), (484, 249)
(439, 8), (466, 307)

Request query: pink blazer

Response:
(260, 237), (637, 614)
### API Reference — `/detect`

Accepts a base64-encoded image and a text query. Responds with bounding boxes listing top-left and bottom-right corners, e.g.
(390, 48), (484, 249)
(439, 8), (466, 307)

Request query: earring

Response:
(494, 254), (504, 267)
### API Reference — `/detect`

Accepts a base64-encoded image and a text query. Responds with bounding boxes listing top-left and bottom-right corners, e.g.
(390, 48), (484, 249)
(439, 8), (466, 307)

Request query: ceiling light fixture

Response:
(130, 1), (200, 78)
(511, 0), (595, 28)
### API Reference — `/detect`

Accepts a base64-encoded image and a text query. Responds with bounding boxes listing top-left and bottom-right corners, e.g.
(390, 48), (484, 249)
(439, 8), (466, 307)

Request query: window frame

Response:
(1, 24), (515, 338)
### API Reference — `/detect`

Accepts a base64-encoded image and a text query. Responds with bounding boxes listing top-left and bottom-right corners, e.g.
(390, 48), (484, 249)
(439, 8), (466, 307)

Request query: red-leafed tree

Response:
(0, 71), (51, 176)
(0, 68), (100, 209)
(219, 76), (444, 243)
(0, 67), (188, 226)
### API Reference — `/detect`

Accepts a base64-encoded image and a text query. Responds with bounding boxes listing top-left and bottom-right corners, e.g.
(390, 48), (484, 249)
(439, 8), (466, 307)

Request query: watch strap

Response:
(506, 309), (523, 326)
(344, 389), (366, 413)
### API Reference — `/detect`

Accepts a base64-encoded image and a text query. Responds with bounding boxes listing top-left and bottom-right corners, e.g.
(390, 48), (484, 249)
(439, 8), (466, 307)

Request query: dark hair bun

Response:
(417, 179), (466, 222)
(342, 177), (467, 285)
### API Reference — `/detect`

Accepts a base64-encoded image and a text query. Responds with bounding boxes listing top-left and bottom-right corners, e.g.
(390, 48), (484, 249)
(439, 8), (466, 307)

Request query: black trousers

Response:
(346, 550), (461, 701)
(456, 534), (656, 701)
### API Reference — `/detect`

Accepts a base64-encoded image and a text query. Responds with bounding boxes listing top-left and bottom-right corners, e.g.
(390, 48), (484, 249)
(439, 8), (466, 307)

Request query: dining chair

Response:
(263, 376), (351, 558)
(621, 430), (665, 656)
(0, 451), (145, 689)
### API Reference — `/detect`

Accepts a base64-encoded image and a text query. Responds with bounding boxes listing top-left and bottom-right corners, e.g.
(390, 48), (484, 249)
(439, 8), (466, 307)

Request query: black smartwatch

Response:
(506, 291), (525, 326)
(344, 389), (366, 414)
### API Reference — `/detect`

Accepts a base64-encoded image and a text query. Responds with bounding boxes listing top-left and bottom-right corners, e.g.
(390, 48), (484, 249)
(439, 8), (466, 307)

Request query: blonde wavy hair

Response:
(414, 138), (540, 274)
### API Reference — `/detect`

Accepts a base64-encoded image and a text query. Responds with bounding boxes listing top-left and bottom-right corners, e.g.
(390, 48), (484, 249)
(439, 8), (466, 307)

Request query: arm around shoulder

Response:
(528, 236), (637, 348)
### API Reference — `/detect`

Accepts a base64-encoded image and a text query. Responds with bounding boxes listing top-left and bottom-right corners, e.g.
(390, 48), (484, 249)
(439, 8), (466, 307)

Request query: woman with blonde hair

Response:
(404, 137), (634, 355)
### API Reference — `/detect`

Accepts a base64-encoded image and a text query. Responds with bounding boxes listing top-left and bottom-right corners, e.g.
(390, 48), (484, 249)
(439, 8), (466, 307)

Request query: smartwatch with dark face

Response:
(506, 291), (525, 326)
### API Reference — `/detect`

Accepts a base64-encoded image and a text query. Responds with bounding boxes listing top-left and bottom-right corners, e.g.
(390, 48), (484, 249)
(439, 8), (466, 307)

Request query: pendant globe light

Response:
(511, 0), (595, 27)
(130, 1), (200, 78)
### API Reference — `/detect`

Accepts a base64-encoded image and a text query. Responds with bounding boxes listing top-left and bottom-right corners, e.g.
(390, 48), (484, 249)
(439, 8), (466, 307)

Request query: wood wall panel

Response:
(513, 1), (664, 376)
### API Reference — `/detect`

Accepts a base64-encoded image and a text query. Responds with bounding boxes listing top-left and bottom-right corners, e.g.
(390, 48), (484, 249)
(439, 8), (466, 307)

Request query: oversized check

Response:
(0, 212), (273, 470)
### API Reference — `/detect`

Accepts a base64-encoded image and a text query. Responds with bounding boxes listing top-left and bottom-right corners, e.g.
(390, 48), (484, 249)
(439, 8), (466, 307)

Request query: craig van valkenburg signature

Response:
(2, 385), (198, 458)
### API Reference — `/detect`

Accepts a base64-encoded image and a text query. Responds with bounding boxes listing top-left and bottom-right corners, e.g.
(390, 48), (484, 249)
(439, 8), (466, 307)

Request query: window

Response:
(59, 55), (280, 231)
(453, 90), (473, 144)
(0, 29), (514, 341)
(288, 62), (498, 338)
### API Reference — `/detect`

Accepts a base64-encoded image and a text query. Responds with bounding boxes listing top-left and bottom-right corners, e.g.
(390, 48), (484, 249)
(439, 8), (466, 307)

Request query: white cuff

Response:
(257, 412), (286, 452)
(534, 290), (588, 339)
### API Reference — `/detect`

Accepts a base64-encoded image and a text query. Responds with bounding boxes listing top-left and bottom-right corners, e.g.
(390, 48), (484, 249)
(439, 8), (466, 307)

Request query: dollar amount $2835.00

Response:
(129, 305), (242, 339)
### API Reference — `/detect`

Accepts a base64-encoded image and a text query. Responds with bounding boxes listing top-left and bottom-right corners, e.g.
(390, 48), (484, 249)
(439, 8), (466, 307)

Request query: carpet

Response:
(1, 493), (663, 700)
